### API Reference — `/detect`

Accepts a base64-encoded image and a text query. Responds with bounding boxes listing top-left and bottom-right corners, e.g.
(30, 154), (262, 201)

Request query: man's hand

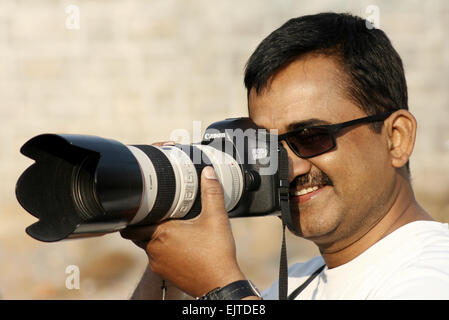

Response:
(121, 165), (246, 298)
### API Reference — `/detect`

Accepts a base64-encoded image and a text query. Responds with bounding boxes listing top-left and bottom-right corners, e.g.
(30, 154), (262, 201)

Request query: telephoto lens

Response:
(16, 118), (289, 242)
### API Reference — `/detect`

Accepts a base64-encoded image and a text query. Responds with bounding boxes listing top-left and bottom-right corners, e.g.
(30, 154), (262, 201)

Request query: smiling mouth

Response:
(289, 184), (329, 204)
(289, 170), (334, 204)
(292, 185), (320, 196)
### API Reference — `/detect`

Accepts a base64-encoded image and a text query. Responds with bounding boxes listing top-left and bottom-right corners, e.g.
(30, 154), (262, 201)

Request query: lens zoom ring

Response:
(132, 145), (176, 225)
(181, 145), (211, 220)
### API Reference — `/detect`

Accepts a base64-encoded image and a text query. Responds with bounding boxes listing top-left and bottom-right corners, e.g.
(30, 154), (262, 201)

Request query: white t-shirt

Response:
(262, 221), (449, 299)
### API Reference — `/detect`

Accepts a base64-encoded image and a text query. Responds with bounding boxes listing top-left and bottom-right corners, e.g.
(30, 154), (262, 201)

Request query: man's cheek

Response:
(315, 156), (348, 193)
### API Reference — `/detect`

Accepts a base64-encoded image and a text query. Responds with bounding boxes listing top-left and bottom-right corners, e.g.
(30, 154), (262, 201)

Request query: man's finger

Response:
(200, 166), (226, 216)
(152, 141), (176, 147)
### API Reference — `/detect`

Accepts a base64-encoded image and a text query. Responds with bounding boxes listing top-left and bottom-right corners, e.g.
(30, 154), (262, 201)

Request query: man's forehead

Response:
(249, 95), (364, 133)
(248, 55), (361, 132)
(250, 112), (332, 132)
(248, 87), (342, 133)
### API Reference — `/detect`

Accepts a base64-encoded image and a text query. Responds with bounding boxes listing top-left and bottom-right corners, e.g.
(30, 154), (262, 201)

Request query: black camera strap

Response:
(287, 263), (325, 300)
(277, 144), (325, 300)
(278, 221), (289, 300)
(278, 212), (326, 300)
(277, 144), (300, 300)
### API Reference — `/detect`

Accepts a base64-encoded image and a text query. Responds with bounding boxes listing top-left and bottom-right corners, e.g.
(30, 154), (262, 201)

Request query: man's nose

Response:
(281, 141), (312, 183)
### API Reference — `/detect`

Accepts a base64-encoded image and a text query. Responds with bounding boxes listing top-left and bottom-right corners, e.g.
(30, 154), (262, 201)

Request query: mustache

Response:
(291, 171), (334, 189)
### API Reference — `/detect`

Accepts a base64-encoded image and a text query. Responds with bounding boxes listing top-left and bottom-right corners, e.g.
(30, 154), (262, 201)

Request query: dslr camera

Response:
(16, 117), (290, 242)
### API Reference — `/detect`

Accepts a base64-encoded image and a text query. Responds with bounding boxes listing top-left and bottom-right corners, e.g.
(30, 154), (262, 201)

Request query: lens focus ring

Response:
(132, 145), (176, 225)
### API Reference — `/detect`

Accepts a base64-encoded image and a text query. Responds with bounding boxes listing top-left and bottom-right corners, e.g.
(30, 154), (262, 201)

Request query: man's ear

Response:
(384, 109), (417, 169)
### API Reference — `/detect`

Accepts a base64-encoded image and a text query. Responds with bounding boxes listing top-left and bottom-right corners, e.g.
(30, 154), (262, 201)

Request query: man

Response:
(121, 12), (449, 299)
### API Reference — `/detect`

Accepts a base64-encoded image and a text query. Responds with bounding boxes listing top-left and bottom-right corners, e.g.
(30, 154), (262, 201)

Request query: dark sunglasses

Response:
(278, 112), (393, 158)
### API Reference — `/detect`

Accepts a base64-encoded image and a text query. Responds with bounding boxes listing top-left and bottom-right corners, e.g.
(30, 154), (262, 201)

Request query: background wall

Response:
(0, 0), (447, 299)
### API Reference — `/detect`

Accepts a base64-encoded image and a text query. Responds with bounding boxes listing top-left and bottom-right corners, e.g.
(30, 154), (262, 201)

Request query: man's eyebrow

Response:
(286, 118), (331, 131)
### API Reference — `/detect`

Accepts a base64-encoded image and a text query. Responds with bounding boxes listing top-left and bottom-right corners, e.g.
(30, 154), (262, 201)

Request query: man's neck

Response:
(320, 179), (434, 269)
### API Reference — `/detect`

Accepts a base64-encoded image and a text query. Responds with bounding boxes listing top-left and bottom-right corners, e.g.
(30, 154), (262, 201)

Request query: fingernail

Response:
(162, 141), (176, 146)
(203, 166), (217, 180)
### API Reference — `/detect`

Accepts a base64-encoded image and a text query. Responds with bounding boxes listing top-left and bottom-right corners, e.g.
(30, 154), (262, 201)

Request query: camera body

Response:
(200, 118), (288, 219)
(16, 117), (289, 242)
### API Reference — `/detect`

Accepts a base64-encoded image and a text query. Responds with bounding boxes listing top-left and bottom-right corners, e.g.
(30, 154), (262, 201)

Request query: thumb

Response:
(200, 166), (226, 216)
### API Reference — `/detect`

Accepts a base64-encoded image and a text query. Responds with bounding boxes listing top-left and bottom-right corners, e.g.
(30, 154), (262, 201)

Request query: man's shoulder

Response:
(373, 259), (449, 299)
(398, 221), (449, 262)
(369, 221), (449, 299)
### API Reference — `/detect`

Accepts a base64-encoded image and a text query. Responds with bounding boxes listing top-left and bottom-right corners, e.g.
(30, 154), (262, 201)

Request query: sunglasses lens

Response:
(288, 127), (334, 157)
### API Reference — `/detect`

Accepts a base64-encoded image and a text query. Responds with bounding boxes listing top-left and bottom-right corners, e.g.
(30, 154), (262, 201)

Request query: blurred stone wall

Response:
(0, 0), (447, 299)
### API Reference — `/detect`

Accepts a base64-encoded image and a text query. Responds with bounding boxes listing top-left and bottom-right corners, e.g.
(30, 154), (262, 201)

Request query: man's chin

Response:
(288, 204), (342, 242)
(297, 219), (343, 249)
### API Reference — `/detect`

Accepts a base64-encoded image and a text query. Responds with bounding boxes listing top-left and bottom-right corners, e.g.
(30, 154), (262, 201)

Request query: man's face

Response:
(249, 54), (396, 251)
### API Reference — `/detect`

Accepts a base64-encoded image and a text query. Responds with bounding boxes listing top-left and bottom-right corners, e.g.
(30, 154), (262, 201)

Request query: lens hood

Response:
(16, 134), (143, 241)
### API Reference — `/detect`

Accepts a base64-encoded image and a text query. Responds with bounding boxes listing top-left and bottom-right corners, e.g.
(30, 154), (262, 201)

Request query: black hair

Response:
(244, 12), (410, 171)
(245, 12), (408, 117)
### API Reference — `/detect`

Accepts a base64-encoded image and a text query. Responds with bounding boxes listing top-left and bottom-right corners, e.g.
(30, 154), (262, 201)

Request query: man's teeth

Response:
(294, 186), (320, 196)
